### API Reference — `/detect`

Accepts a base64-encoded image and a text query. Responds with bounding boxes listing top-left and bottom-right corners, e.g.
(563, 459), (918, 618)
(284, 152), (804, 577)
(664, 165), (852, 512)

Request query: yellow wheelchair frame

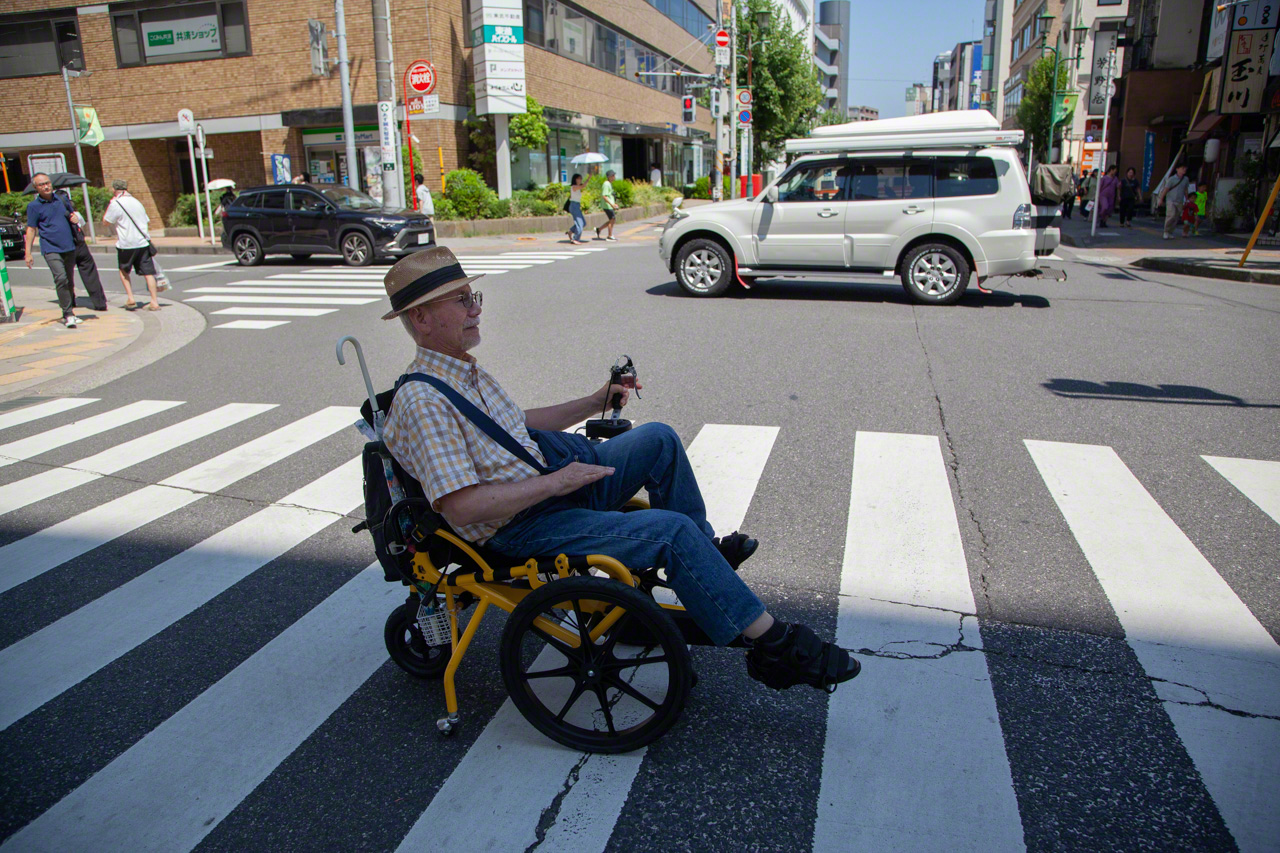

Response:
(384, 498), (719, 754)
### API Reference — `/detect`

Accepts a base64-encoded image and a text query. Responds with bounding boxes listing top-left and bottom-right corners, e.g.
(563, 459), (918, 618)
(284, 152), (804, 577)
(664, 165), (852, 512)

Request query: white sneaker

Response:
(63, 314), (79, 328)
(1163, 234), (1171, 240)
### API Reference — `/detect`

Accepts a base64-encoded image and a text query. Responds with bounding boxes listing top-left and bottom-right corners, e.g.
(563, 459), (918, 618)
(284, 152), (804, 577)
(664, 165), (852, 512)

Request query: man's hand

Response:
(25, 254), (33, 269)
(547, 461), (614, 496)
(597, 377), (642, 411)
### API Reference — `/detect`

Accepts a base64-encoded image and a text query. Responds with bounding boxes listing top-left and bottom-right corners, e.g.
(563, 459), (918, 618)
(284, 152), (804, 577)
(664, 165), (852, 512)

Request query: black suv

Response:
(220, 185), (435, 266)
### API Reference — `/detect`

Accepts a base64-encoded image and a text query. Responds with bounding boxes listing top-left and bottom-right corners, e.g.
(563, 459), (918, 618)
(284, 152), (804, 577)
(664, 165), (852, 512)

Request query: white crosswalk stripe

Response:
(215, 319), (292, 329)
(0, 406), (356, 596)
(1026, 440), (1280, 853)
(211, 307), (338, 317)
(2, 398), (1276, 851)
(0, 400), (182, 468)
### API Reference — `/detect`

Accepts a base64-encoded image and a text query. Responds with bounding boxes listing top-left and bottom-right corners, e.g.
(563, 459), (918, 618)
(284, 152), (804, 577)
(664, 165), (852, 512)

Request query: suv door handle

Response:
(817, 209), (839, 218)
(903, 206), (925, 214)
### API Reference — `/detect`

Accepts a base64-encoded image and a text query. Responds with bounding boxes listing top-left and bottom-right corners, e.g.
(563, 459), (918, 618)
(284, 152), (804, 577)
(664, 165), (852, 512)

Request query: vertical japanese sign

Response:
(1087, 31), (1118, 116)
(471, 0), (527, 114)
(1222, 28), (1274, 114)
(970, 44), (983, 110)
(1142, 131), (1155, 191)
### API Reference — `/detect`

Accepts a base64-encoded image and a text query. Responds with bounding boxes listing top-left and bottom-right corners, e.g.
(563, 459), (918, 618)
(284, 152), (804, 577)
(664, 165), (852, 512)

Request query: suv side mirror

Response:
(765, 186), (778, 204)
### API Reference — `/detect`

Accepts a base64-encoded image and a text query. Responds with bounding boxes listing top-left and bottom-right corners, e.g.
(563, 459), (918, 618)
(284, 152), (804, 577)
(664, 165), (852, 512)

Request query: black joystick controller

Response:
(585, 355), (638, 442)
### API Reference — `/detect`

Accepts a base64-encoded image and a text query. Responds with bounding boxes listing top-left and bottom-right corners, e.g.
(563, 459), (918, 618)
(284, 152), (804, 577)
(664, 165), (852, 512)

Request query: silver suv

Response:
(658, 114), (1056, 305)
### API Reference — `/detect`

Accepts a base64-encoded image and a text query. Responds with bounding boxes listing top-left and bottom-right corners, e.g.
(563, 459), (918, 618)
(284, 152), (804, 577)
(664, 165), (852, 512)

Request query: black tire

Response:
(499, 576), (692, 754)
(232, 232), (263, 266)
(341, 231), (374, 266)
(900, 242), (970, 305)
(385, 602), (450, 679)
(290, 253), (312, 261)
(674, 238), (733, 297)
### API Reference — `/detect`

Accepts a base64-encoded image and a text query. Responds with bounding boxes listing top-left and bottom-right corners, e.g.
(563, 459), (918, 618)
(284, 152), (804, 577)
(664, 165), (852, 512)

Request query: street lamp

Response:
(60, 65), (96, 241)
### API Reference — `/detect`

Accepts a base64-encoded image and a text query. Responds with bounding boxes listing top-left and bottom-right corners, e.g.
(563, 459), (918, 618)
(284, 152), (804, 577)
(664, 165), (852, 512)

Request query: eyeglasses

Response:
(425, 289), (482, 309)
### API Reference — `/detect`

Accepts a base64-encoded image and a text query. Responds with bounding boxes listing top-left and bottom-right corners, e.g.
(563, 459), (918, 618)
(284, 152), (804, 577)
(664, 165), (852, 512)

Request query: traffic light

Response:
(709, 86), (722, 118)
(682, 95), (696, 123)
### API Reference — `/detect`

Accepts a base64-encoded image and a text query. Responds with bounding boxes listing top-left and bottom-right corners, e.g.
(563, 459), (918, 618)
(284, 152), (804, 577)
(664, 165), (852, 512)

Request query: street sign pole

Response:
(1090, 50), (1116, 238)
(729, 4), (738, 199)
(334, 0), (359, 187)
(179, 110), (205, 242)
(196, 124), (216, 247)
(61, 66), (96, 241)
(712, 24), (729, 202)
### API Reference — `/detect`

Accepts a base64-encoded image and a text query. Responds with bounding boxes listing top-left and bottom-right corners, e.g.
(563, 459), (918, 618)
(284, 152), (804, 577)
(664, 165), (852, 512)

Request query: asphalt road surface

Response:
(1, 237), (1277, 852)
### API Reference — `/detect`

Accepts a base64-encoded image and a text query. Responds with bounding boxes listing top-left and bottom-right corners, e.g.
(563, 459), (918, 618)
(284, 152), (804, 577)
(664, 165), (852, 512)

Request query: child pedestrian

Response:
(1182, 183), (1199, 237)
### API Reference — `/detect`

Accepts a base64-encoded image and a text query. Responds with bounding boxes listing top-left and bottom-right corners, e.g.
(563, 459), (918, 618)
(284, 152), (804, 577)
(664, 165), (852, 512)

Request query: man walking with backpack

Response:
(102, 180), (163, 311)
(1158, 164), (1190, 240)
(24, 173), (108, 327)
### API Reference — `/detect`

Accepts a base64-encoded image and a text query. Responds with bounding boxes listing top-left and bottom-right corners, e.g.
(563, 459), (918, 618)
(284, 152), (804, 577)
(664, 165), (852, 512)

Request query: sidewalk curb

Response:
(1131, 257), (1280, 285)
(83, 243), (228, 256)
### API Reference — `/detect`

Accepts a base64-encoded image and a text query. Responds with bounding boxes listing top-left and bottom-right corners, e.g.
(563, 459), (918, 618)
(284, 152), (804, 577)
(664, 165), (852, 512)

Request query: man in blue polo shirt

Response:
(24, 173), (108, 327)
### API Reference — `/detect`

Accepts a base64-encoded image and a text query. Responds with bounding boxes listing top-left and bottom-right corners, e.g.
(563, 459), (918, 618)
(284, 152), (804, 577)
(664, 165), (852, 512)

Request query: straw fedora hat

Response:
(381, 246), (483, 320)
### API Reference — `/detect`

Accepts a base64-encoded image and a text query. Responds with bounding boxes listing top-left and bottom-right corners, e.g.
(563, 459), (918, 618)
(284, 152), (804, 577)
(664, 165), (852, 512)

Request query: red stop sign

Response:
(714, 29), (730, 48)
(407, 60), (436, 95)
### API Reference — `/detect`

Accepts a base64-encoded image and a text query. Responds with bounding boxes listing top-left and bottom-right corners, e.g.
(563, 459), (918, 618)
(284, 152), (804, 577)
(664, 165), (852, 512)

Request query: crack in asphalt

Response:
(911, 308), (996, 614)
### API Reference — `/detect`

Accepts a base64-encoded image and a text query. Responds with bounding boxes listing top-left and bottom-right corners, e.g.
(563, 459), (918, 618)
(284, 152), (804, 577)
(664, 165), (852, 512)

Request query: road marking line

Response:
(218, 279), (387, 287)
(0, 398), (97, 433)
(1026, 439), (1280, 852)
(815, 432), (1024, 852)
(0, 400), (183, 469)
(0, 458), (364, 732)
(166, 260), (238, 271)
(0, 406), (357, 597)
(0, 403), (275, 517)
(186, 287), (386, 296)
(398, 423), (777, 850)
(1203, 455), (1280, 526)
(0, 564), (397, 852)
(215, 320), (292, 329)
(184, 296), (381, 305)
(211, 307), (338, 317)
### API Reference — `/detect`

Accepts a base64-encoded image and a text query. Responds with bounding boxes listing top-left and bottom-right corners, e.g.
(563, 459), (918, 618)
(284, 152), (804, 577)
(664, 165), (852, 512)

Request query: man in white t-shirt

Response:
(101, 179), (161, 311)
(414, 173), (435, 217)
(649, 165), (661, 186)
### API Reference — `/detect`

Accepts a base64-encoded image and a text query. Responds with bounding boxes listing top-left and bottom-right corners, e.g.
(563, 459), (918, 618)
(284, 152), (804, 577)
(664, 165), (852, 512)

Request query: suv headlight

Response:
(1013, 203), (1032, 229)
(369, 217), (406, 229)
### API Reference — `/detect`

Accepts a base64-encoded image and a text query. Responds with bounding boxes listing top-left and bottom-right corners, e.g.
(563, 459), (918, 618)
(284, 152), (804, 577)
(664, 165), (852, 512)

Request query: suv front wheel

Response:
(341, 231), (374, 267)
(675, 238), (733, 297)
(901, 243), (970, 305)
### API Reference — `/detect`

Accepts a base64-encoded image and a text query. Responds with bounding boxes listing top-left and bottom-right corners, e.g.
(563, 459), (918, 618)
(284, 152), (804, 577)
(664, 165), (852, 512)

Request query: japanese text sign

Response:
(1222, 28), (1273, 114)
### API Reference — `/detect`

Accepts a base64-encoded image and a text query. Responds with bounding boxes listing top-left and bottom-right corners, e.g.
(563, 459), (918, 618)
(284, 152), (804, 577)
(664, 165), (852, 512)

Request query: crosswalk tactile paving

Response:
(0, 309), (138, 386)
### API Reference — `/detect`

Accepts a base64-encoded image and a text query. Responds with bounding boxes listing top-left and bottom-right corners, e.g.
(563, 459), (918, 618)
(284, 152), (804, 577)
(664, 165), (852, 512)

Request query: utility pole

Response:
(373, 0), (404, 209)
(729, 1), (738, 199)
(334, 0), (359, 188)
(60, 66), (96, 241)
(1090, 48), (1116, 238)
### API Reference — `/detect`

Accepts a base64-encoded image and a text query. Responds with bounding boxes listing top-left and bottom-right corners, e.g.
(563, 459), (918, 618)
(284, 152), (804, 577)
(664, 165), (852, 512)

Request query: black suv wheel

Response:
(232, 232), (263, 266)
(341, 232), (374, 266)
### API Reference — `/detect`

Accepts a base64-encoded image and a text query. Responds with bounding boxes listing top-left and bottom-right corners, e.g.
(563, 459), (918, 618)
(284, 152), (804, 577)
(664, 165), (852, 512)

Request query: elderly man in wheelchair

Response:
(356, 247), (859, 753)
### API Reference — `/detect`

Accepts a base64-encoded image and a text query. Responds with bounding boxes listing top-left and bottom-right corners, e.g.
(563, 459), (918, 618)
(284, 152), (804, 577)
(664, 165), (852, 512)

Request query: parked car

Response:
(658, 111), (1062, 305)
(1, 214), (25, 261)
(220, 185), (435, 266)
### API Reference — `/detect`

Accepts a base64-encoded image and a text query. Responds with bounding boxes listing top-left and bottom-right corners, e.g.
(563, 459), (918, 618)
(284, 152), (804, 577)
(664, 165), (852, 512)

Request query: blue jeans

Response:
(486, 423), (765, 645)
(569, 201), (585, 241)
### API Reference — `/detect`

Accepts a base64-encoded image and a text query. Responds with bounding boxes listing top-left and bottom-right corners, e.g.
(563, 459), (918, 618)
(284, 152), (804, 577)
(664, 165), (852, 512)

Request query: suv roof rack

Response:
(785, 110), (1024, 155)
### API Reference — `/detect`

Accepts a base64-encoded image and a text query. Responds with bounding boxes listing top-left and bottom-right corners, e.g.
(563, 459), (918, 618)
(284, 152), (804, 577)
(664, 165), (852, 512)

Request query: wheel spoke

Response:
(556, 681), (588, 722)
(529, 623), (581, 662)
(570, 601), (595, 653)
(599, 610), (633, 656)
(605, 654), (669, 670)
(524, 664), (577, 680)
(604, 673), (663, 711)
(591, 685), (617, 735)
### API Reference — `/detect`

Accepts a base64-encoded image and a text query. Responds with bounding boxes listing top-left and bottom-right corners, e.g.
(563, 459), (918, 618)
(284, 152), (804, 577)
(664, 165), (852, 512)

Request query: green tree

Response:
(735, 0), (825, 167)
(465, 95), (550, 176)
(1015, 56), (1073, 162)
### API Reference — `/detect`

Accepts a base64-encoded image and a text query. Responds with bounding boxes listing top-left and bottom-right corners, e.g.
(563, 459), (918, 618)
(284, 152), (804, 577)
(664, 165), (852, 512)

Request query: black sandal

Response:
(746, 624), (861, 693)
(714, 531), (758, 570)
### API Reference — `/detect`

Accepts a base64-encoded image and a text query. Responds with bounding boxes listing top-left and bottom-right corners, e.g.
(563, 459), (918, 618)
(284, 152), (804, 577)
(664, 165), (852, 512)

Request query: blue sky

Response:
(841, 0), (984, 117)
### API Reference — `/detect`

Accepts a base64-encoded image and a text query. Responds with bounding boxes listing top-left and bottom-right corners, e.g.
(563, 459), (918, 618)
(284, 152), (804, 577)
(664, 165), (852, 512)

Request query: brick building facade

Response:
(0, 0), (717, 224)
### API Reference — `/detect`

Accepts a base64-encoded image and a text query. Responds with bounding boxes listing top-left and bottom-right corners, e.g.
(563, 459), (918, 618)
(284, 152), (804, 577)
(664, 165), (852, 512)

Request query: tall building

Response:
(847, 105), (879, 121)
(816, 0), (850, 115)
(949, 41), (982, 111)
(0, 0), (719, 224)
(982, 0), (1014, 120)
(1053, 0), (1131, 170)
(932, 51), (953, 113)
(905, 83), (932, 115)
(1002, 0), (1065, 129)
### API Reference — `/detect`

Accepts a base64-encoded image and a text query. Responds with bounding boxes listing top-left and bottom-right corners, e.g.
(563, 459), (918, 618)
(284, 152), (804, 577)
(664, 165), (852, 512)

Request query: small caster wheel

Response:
(437, 715), (459, 737)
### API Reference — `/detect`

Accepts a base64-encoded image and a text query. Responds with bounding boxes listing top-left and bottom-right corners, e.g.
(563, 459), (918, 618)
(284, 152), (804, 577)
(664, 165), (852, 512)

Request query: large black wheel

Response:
(341, 232), (374, 266)
(499, 576), (692, 753)
(900, 242), (970, 305)
(385, 602), (450, 678)
(232, 232), (263, 266)
(674, 238), (733, 297)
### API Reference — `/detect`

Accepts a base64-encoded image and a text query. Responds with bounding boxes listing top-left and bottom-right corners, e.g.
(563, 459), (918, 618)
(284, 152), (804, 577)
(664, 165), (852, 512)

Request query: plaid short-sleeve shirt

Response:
(382, 347), (546, 544)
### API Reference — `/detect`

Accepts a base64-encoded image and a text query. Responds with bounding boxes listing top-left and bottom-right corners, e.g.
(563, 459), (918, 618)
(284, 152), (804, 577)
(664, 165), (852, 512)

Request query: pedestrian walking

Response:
(414, 173), (435, 217)
(102, 179), (162, 312)
(650, 164), (661, 187)
(1062, 169), (1078, 220)
(1118, 167), (1142, 227)
(1181, 183), (1201, 237)
(1158, 164), (1190, 240)
(57, 188), (109, 309)
(23, 173), (107, 327)
(1097, 165), (1120, 228)
(595, 169), (618, 241)
(1081, 169), (1099, 215)
(215, 187), (236, 217)
(565, 173), (586, 244)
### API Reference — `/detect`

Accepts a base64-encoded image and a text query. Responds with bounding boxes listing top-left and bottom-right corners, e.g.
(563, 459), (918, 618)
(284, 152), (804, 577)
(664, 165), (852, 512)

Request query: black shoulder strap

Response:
(397, 372), (549, 474)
